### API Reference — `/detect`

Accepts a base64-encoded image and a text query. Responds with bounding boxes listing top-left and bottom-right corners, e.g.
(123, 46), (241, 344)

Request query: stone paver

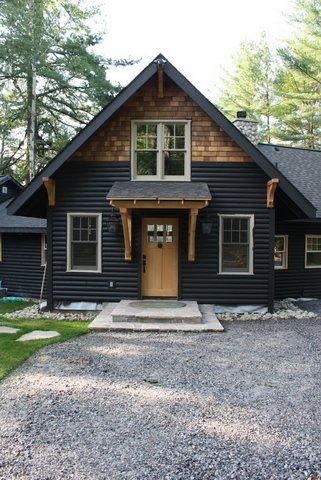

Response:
(0, 326), (20, 334)
(16, 330), (60, 341)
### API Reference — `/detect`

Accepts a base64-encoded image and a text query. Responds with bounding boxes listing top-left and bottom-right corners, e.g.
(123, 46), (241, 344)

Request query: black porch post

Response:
(46, 206), (53, 310)
(268, 208), (275, 313)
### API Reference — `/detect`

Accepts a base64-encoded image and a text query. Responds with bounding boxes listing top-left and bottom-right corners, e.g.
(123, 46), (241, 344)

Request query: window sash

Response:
(305, 235), (321, 268)
(219, 215), (254, 274)
(67, 213), (102, 273)
(132, 120), (191, 180)
(274, 235), (288, 270)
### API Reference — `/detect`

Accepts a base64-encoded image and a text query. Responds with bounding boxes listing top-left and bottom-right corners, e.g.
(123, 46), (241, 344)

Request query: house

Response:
(7, 54), (321, 312)
(0, 175), (47, 297)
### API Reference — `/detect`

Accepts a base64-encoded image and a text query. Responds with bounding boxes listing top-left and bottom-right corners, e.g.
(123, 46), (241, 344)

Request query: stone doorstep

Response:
(111, 300), (203, 324)
(89, 302), (224, 332)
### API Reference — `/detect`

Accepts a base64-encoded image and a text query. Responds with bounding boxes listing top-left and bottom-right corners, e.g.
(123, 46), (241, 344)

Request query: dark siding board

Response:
(0, 233), (45, 297)
(275, 222), (321, 299)
(51, 161), (272, 305)
(52, 161), (138, 302)
(181, 162), (271, 304)
(0, 182), (21, 204)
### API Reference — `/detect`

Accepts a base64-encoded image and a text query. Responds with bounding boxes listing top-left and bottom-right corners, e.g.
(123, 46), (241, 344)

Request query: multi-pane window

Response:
(305, 235), (321, 268)
(67, 214), (101, 272)
(132, 120), (191, 180)
(274, 235), (288, 269)
(219, 215), (254, 274)
(41, 234), (47, 266)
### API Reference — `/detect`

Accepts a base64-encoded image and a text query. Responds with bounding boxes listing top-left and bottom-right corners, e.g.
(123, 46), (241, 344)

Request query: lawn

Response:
(0, 301), (89, 380)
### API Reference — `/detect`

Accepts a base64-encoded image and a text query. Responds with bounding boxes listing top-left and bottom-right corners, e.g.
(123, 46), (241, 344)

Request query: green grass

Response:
(0, 302), (89, 380)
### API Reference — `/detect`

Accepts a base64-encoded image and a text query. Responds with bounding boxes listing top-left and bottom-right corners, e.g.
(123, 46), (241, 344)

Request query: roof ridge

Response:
(259, 142), (321, 154)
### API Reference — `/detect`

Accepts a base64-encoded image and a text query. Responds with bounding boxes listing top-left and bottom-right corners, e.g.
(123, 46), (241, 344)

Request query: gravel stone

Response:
(5, 304), (97, 321)
(0, 310), (320, 479)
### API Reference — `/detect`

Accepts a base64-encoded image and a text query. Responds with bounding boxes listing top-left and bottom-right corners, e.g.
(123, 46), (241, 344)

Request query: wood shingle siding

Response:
(50, 160), (272, 305)
(70, 75), (252, 164)
(275, 222), (321, 299)
(0, 233), (45, 297)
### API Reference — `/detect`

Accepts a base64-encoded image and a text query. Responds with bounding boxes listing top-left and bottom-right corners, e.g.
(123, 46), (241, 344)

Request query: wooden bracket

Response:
(119, 207), (132, 261)
(43, 177), (55, 207)
(267, 178), (279, 208)
(157, 62), (164, 98)
(188, 208), (198, 262)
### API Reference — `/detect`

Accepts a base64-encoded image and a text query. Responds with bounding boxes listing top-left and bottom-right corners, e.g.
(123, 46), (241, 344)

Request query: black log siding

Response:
(0, 182), (21, 203)
(182, 163), (271, 304)
(275, 222), (321, 299)
(52, 162), (138, 302)
(0, 233), (45, 297)
(50, 161), (273, 305)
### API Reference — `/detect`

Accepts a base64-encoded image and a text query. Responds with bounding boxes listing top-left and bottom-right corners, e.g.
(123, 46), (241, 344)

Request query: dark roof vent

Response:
(237, 111), (247, 119)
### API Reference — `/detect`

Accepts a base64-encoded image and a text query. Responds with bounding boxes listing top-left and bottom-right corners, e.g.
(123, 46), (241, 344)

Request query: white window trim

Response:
(41, 234), (47, 267)
(67, 213), (102, 273)
(305, 234), (321, 269)
(274, 235), (288, 270)
(2, 186), (7, 194)
(218, 214), (254, 275)
(131, 119), (191, 181)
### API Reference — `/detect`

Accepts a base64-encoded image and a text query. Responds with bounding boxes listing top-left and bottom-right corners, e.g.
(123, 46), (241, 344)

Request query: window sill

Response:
(274, 267), (288, 270)
(305, 266), (321, 269)
(66, 269), (102, 274)
(217, 272), (254, 276)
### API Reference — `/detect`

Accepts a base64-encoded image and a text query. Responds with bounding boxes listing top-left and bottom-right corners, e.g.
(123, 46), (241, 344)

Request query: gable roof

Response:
(0, 175), (22, 190)
(0, 199), (46, 232)
(258, 143), (321, 218)
(7, 54), (316, 219)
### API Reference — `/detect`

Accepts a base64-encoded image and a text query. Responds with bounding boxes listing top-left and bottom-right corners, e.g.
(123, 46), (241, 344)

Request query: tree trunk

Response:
(26, 0), (37, 181)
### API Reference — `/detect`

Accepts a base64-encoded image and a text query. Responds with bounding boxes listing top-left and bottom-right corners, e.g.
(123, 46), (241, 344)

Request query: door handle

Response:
(142, 254), (146, 273)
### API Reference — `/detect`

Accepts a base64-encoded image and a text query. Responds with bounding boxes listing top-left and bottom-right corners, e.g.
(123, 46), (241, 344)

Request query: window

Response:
(67, 213), (102, 272)
(0, 234), (2, 262)
(305, 235), (321, 268)
(219, 215), (254, 274)
(131, 120), (191, 180)
(1, 186), (7, 194)
(41, 234), (47, 266)
(274, 235), (288, 269)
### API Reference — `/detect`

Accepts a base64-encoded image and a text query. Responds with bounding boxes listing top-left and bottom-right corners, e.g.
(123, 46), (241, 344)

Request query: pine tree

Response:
(217, 34), (276, 142)
(0, 0), (134, 180)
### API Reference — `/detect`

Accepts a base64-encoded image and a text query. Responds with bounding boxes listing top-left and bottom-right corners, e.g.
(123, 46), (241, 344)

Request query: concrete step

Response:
(111, 300), (202, 324)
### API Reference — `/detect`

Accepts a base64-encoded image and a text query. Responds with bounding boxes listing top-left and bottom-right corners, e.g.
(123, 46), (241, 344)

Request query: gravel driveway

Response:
(0, 317), (321, 480)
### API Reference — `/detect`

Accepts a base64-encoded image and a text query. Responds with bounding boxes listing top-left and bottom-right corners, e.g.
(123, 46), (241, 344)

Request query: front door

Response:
(141, 217), (178, 297)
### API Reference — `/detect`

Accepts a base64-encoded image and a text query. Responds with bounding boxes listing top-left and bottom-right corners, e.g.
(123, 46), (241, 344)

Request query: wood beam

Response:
(267, 178), (279, 208)
(188, 208), (198, 262)
(119, 207), (132, 261)
(157, 62), (164, 98)
(110, 199), (209, 210)
(43, 177), (55, 206)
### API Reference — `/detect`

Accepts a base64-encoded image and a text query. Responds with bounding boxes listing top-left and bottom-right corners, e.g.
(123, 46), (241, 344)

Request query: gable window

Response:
(274, 235), (288, 269)
(41, 234), (47, 266)
(1, 186), (7, 194)
(305, 235), (321, 268)
(219, 215), (254, 274)
(131, 120), (191, 180)
(67, 213), (102, 273)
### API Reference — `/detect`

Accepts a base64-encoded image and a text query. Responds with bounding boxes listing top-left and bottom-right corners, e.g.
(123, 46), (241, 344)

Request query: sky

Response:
(95, 0), (294, 102)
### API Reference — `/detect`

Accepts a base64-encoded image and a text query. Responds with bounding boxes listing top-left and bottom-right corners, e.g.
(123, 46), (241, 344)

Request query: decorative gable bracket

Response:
(267, 178), (279, 208)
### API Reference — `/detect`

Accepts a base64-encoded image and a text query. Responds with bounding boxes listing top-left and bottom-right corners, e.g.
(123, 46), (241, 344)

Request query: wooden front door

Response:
(141, 217), (179, 297)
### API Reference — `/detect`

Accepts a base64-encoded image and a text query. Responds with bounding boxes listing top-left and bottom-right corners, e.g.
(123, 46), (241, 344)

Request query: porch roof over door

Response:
(107, 181), (212, 262)
(107, 181), (212, 203)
